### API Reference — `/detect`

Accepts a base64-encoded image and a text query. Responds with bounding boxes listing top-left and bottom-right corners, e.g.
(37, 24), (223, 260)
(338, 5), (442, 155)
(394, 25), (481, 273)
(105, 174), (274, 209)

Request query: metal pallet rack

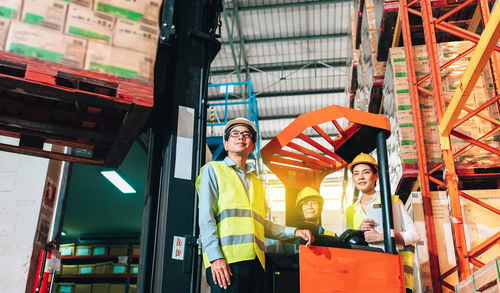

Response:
(397, 0), (500, 291)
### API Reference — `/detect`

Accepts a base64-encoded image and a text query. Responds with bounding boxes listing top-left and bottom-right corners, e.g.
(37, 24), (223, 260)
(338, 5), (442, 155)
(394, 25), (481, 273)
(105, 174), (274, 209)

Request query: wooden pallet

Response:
(0, 51), (153, 167)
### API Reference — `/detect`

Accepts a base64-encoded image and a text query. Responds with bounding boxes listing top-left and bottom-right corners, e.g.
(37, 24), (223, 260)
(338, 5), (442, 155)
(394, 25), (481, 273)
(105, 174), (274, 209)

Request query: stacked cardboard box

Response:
(0, 0), (160, 82)
(360, 0), (386, 96)
(408, 190), (500, 293)
(386, 41), (500, 171)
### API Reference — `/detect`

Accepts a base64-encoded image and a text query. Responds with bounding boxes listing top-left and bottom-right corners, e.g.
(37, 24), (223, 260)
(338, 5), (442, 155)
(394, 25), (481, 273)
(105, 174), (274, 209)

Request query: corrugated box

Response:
(85, 41), (154, 82)
(56, 283), (75, 293)
(0, 0), (23, 20)
(0, 17), (10, 50)
(75, 245), (92, 256)
(456, 257), (500, 293)
(78, 264), (94, 274)
(129, 284), (137, 293)
(94, 0), (161, 23)
(59, 244), (75, 256)
(109, 284), (126, 293)
(21, 0), (67, 31)
(5, 21), (87, 68)
(112, 18), (158, 55)
(74, 284), (91, 293)
(409, 190), (500, 292)
(91, 284), (110, 293)
(94, 261), (113, 274)
(60, 0), (94, 9)
(132, 244), (140, 255)
(112, 263), (127, 274)
(92, 245), (108, 256)
(61, 264), (79, 275)
(65, 4), (115, 44)
(130, 264), (138, 274)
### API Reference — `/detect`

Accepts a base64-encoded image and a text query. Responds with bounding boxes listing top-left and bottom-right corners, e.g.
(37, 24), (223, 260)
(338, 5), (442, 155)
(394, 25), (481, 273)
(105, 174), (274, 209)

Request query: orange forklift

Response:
(261, 105), (406, 292)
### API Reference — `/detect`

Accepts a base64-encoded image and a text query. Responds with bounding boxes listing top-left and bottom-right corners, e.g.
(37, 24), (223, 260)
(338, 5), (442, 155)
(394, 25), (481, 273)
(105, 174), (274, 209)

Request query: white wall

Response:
(0, 148), (49, 293)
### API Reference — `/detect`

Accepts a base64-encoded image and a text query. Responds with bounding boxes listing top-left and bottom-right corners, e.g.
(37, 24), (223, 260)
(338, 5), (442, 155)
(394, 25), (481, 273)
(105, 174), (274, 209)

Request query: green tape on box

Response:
(96, 3), (143, 21)
(418, 56), (428, 61)
(426, 122), (437, 126)
(8, 43), (64, 63)
(403, 159), (418, 163)
(398, 105), (412, 111)
(401, 140), (415, 145)
(399, 123), (414, 128)
(397, 89), (410, 94)
(68, 26), (110, 42)
(429, 158), (441, 162)
(393, 58), (406, 62)
(23, 13), (44, 25)
(395, 72), (407, 77)
(89, 62), (138, 79)
(0, 6), (17, 19)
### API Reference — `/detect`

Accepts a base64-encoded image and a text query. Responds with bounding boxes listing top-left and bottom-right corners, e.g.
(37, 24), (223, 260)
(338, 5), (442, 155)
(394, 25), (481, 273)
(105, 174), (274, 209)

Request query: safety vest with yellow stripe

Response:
(345, 195), (415, 290)
(196, 161), (267, 270)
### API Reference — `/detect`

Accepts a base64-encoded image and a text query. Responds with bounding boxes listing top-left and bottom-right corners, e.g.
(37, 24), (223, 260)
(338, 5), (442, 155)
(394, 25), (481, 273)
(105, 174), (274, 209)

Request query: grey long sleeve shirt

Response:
(198, 157), (296, 263)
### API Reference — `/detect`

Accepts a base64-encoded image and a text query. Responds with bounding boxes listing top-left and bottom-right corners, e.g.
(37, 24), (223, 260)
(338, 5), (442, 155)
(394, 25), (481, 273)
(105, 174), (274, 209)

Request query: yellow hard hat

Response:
(348, 153), (378, 172)
(296, 186), (324, 211)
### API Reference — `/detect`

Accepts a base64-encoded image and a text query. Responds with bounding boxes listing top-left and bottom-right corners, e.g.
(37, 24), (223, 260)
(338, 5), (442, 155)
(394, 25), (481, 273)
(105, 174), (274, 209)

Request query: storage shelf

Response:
(55, 274), (137, 283)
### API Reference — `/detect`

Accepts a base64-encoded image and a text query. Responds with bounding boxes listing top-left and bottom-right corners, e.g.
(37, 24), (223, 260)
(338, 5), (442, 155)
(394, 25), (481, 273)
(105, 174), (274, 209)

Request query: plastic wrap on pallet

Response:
(0, 17), (10, 50)
(360, 0), (386, 103)
(65, 3), (115, 44)
(93, 0), (161, 24)
(85, 41), (154, 82)
(382, 58), (403, 194)
(387, 42), (500, 172)
(0, 0), (22, 20)
(113, 18), (159, 55)
(5, 20), (87, 68)
(21, 0), (68, 32)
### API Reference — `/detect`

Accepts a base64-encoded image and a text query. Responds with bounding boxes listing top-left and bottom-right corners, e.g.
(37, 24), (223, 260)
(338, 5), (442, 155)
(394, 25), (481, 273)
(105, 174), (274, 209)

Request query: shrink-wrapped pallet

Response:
(5, 20), (87, 68)
(65, 3), (115, 44)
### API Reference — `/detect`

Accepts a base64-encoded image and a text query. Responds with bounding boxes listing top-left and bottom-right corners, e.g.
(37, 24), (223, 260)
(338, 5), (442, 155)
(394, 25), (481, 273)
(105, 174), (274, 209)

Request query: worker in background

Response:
(295, 186), (336, 236)
(196, 117), (314, 293)
(345, 153), (420, 293)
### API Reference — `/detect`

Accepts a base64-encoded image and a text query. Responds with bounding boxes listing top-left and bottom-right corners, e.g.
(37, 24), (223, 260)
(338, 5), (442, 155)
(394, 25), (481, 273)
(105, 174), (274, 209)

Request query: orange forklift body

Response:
(299, 245), (405, 293)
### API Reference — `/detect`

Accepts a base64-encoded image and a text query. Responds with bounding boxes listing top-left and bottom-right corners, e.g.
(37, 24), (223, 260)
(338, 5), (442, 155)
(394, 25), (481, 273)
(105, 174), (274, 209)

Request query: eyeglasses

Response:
(229, 130), (253, 138)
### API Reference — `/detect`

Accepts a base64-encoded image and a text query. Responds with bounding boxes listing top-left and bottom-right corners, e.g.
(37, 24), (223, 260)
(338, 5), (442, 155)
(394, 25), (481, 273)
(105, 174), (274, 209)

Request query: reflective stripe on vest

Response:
(196, 161), (267, 269)
(345, 195), (414, 290)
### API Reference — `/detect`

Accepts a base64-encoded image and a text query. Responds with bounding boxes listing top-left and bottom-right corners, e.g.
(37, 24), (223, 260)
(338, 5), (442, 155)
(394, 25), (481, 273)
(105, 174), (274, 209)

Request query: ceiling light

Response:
(101, 171), (136, 194)
(61, 231), (66, 236)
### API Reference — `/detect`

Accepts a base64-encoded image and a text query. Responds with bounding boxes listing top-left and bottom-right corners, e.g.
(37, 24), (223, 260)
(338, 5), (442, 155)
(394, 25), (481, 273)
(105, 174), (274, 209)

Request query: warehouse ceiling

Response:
(208, 0), (353, 147)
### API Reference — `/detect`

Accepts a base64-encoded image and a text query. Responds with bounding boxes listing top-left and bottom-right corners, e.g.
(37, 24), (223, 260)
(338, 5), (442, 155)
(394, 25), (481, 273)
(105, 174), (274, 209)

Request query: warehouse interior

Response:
(0, 0), (499, 293)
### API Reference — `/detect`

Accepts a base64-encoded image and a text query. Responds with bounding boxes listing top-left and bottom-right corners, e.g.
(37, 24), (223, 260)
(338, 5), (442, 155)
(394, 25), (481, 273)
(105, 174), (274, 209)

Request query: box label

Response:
(0, 7), (17, 19)
(97, 3), (143, 21)
(8, 43), (64, 62)
(172, 236), (186, 260)
(68, 26), (110, 42)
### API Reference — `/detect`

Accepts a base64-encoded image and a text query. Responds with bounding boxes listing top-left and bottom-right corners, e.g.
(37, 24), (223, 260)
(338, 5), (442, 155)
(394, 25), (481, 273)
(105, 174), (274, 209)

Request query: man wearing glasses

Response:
(197, 118), (314, 293)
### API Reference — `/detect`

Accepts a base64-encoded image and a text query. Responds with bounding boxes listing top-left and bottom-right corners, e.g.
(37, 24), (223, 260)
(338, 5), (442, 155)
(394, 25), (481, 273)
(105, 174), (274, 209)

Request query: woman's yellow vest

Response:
(345, 195), (415, 290)
(196, 161), (267, 270)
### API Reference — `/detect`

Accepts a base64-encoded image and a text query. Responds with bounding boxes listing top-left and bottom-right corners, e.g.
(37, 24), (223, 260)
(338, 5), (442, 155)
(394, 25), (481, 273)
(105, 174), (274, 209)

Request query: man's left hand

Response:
(295, 229), (315, 246)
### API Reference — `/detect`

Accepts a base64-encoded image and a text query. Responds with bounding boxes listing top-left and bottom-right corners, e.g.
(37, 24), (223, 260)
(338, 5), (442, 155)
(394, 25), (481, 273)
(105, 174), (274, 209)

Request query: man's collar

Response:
(223, 157), (256, 174)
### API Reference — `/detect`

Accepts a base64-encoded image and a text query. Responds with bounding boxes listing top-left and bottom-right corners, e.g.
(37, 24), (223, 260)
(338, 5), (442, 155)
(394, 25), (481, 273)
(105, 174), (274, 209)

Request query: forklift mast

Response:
(137, 0), (222, 292)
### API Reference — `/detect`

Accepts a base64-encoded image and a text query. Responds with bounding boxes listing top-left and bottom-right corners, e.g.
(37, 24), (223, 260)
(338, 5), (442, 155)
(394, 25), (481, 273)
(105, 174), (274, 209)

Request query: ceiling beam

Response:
(222, 33), (350, 45)
(232, 0), (352, 11)
(208, 88), (345, 101)
(210, 58), (348, 76)
(231, 0), (250, 81)
(221, 9), (242, 83)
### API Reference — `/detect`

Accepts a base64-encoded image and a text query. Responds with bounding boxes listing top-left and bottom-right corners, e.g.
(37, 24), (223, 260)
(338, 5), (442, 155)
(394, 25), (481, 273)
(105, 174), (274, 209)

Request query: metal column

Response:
(137, 0), (221, 292)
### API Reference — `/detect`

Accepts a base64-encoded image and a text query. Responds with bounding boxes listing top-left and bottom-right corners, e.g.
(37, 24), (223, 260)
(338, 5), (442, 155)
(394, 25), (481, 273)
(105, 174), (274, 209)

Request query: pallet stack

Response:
(0, 0), (160, 82)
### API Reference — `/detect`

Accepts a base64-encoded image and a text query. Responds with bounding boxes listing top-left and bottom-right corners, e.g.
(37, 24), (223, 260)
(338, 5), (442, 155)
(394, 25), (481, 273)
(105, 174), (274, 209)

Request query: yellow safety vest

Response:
(196, 161), (267, 269)
(321, 228), (337, 237)
(345, 195), (415, 290)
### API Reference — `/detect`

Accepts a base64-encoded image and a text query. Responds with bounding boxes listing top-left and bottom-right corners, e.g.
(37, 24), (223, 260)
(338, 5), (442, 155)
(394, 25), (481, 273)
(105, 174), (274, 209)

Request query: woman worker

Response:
(345, 153), (420, 293)
(296, 186), (336, 236)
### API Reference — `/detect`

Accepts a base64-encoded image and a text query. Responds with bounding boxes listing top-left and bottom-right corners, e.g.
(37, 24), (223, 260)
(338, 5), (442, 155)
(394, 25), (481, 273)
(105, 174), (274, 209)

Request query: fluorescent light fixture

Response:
(61, 231), (66, 236)
(101, 171), (136, 194)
